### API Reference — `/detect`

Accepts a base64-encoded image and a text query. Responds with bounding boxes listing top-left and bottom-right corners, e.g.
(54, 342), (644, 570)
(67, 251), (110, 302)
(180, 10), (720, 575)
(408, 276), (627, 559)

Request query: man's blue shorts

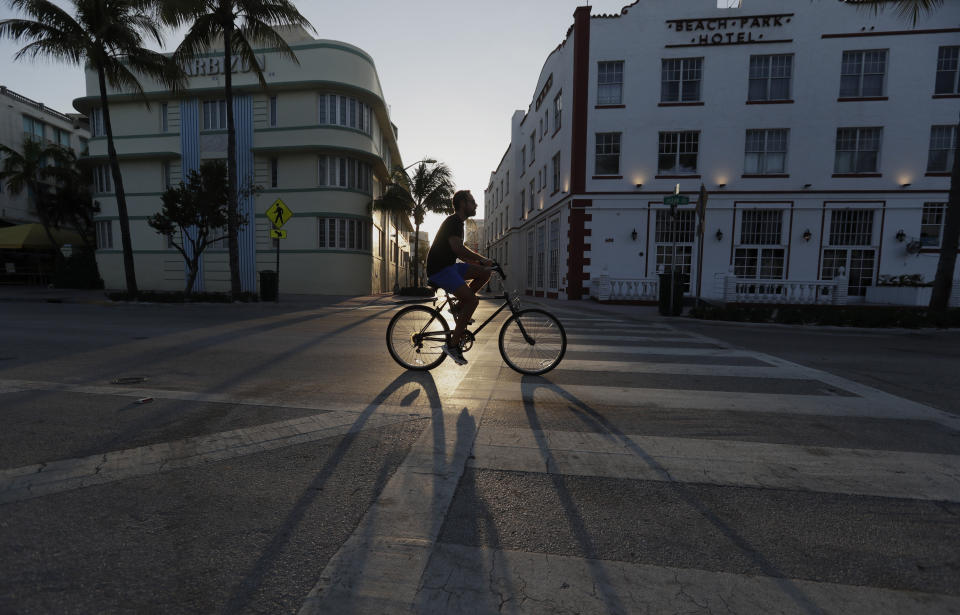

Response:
(428, 263), (471, 293)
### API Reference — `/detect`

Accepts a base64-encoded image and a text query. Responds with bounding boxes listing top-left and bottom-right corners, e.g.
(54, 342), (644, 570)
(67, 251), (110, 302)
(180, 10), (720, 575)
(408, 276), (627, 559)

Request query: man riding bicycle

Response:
(426, 189), (492, 366)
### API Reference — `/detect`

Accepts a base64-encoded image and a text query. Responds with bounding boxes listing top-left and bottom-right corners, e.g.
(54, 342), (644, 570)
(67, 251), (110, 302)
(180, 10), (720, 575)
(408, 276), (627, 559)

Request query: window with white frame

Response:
(549, 217), (560, 289)
(318, 155), (372, 193)
(920, 202), (945, 246)
(935, 46), (960, 95)
(822, 209), (877, 297)
(529, 180), (535, 212)
(658, 131), (699, 174)
(162, 161), (171, 189)
(927, 125), (957, 173)
(553, 92), (562, 131)
(22, 115), (45, 142)
(734, 210), (785, 279)
(94, 165), (112, 193)
(317, 217), (370, 251)
(318, 94), (372, 135)
(536, 223), (546, 288)
(202, 100), (228, 130)
(597, 61), (624, 105)
(661, 57), (703, 103)
(655, 209), (695, 291)
(520, 189), (526, 217)
(829, 209), (874, 246)
(160, 103), (169, 133)
(530, 132), (535, 162)
(748, 54), (793, 101)
(95, 220), (113, 249)
(840, 50), (887, 97)
(595, 132), (621, 175)
(55, 128), (70, 148)
(269, 96), (278, 127)
(834, 127), (882, 173)
(526, 229), (535, 289)
(552, 152), (561, 193)
(89, 108), (103, 137)
(745, 129), (788, 174)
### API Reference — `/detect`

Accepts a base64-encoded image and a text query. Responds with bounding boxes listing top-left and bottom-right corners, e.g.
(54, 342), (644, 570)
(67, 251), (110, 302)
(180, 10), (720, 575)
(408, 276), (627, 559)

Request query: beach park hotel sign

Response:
(183, 54), (267, 77)
(665, 13), (793, 48)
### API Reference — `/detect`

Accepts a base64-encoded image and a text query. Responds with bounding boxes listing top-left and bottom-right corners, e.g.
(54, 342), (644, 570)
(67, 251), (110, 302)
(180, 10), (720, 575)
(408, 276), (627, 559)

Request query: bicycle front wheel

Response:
(498, 308), (567, 375)
(386, 305), (449, 370)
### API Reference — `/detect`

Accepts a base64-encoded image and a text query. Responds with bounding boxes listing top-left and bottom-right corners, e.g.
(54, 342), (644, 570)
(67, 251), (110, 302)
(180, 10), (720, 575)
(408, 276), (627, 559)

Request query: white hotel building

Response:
(76, 27), (411, 295)
(484, 0), (959, 305)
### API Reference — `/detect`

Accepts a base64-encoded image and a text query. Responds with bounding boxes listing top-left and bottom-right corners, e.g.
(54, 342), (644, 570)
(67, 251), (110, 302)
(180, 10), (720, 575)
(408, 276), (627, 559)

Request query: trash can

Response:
(259, 270), (278, 302)
(658, 271), (686, 316)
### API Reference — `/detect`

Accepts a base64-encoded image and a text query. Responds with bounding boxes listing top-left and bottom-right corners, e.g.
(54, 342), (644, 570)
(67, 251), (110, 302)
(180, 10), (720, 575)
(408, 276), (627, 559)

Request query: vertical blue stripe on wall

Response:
(234, 95), (255, 292)
(179, 99), (203, 292)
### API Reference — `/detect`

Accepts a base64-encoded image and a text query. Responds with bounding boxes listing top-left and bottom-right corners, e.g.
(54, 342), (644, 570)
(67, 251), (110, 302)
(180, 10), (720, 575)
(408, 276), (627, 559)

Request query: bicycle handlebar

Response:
(490, 261), (506, 281)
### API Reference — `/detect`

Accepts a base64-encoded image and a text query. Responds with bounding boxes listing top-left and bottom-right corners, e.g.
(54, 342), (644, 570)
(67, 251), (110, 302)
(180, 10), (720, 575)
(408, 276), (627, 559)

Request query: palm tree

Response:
(405, 161), (454, 288)
(45, 146), (98, 251)
(0, 138), (63, 255)
(161, 0), (314, 298)
(0, 0), (182, 294)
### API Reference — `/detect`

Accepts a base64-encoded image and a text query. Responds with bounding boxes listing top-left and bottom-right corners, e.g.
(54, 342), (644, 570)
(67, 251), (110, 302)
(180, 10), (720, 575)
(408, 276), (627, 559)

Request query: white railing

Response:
(718, 267), (849, 305)
(595, 275), (659, 301)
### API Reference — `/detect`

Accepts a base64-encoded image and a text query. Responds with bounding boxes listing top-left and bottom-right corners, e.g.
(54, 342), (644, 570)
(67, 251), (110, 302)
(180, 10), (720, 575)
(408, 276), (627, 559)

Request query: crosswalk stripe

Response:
(556, 359), (807, 378)
(416, 544), (960, 615)
(565, 344), (745, 355)
(470, 427), (960, 502)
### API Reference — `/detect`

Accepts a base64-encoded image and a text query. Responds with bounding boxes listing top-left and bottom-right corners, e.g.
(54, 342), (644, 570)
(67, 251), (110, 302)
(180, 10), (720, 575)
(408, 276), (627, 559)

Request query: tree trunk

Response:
(98, 66), (138, 295)
(413, 221), (420, 288)
(185, 258), (199, 295)
(224, 22), (242, 298)
(930, 112), (960, 312)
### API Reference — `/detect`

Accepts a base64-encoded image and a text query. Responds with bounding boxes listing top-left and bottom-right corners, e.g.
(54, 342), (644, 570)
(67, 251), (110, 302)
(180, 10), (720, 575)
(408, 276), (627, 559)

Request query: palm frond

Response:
(840, 0), (945, 26)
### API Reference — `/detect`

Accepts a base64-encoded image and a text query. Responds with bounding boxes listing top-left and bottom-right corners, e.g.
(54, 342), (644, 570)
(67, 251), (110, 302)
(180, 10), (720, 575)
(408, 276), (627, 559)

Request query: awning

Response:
(0, 223), (86, 250)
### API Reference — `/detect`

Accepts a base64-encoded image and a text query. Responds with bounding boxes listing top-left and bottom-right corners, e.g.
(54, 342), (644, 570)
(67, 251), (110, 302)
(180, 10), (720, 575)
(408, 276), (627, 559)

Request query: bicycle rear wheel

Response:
(386, 305), (450, 370)
(498, 308), (567, 375)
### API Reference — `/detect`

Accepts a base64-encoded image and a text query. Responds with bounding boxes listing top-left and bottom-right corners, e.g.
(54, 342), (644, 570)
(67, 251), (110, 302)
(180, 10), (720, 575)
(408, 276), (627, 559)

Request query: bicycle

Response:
(385, 263), (567, 375)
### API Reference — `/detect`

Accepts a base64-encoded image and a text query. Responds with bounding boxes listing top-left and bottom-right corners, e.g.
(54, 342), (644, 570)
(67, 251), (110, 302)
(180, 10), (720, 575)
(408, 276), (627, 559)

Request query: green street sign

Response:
(664, 195), (690, 206)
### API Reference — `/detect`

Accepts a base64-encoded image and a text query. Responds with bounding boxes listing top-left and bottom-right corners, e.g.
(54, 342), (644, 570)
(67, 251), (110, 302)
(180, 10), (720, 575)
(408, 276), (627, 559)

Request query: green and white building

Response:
(75, 26), (410, 295)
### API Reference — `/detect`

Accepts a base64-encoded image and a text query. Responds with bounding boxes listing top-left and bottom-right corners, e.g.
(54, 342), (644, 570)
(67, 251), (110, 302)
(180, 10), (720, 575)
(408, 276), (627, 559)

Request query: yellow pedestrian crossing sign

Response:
(270, 229), (287, 239)
(267, 199), (292, 228)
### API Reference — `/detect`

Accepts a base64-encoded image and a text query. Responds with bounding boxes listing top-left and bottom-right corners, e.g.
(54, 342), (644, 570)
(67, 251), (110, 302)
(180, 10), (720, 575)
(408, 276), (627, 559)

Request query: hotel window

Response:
(22, 115), (45, 142)
(661, 57), (703, 103)
(553, 92), (562, 131)
(270, 158), (278, 188)
(526, 229), (535, 289)
(339, 96), (348, 127)
(734, 210), (785, 280)
(269, 96), (278, 127)
(536, 223), (545, 288)
(921, 203), (946, 246)
(597, 61), (623, 105)
(202, 100), (228, 130)
(655, 210), (695, 292)
(317, 217), (370, 251)
(834, 127), (882, 174)
(529, 179), (535, 212)
(520, 146), (526, 169)
(520, 189), (525, 217)
(658, 131), (699, 174)
(530, 132), (535, 162)
(505, 171), (509, 194)
(823, 209), (876, 297)
(89, 108), (103, 137)
(95, 220), (113, 249)
(936, 46), (960, 94)
(748, 54), (792, 101)
(94, 165), (112, 193)
(539, 117), (543, 139)
(55, 128), (70, 148)
(543, 110), (549, 137)
(549, 217), (560, 290)
(318, 155), (372, 193)
(162, 161), (171, 189)
(927, 125), (957, 173)
(595, 132), (621, 175)
(744, 129), (788, 174)
(160, 103), (169, 132)
(552, 152), (561, 193)
(840, 50), (887, 98)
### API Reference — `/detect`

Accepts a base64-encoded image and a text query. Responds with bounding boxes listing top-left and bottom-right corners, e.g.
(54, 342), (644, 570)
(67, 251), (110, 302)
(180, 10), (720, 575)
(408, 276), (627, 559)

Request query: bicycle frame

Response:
(414, 289), (533, 346)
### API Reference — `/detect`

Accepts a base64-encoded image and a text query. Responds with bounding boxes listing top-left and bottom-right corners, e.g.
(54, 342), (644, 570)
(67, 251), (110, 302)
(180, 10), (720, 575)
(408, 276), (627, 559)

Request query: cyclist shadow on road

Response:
(519, 375), (824, 615)
(221, 369), (453, 613)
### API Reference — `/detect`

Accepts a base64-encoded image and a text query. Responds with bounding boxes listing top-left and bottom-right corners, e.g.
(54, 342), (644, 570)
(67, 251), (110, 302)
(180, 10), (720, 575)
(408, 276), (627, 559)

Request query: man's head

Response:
(452, 190), (477, 219)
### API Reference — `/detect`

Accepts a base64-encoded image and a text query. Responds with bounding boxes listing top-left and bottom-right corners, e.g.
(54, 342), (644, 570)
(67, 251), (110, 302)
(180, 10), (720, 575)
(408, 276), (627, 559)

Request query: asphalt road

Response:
(0, 296), (958, 614)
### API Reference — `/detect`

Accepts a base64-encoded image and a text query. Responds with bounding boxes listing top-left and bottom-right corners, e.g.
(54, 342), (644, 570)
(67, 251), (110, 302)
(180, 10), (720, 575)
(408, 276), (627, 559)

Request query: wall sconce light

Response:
(631, 228), (638, 241)
(717, 183), (726, 189)
(635, 183), (643, 189)
(895, 229), (906, 242)
(715, 229), (724, 241)
(802, 229), (812, 242)
(901, 183), (911, 189)
(803, 183), (812, 189)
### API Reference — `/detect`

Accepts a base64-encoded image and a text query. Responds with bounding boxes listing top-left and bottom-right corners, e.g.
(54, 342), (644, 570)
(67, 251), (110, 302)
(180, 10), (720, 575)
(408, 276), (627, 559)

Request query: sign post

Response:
(663, 185), (690, 316)
(266, 199), (293, 302)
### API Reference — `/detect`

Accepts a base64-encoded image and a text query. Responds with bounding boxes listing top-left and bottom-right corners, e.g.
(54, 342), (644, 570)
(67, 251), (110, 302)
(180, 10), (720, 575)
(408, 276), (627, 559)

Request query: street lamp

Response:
(402, 158), (436, 173)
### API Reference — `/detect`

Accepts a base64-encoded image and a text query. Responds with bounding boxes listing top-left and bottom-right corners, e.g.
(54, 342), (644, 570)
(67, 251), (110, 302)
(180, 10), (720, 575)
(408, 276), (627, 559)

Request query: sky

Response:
(0, 0), (733, 241)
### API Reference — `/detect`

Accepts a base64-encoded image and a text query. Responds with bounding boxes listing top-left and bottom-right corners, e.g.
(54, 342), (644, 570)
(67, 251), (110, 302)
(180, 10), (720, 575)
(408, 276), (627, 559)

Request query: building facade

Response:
(74, 27), (409, 294)
(0, 86), (90, 226)
(485, 0), (959, 305)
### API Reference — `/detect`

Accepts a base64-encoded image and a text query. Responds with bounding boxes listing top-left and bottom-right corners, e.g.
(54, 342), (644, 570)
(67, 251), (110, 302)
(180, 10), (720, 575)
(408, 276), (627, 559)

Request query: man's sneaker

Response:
(442, 344), (468, 366)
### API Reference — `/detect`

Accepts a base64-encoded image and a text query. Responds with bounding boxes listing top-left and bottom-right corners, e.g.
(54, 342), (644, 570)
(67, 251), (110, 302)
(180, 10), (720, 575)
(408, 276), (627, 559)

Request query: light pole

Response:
(391, 158), (436, 292)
